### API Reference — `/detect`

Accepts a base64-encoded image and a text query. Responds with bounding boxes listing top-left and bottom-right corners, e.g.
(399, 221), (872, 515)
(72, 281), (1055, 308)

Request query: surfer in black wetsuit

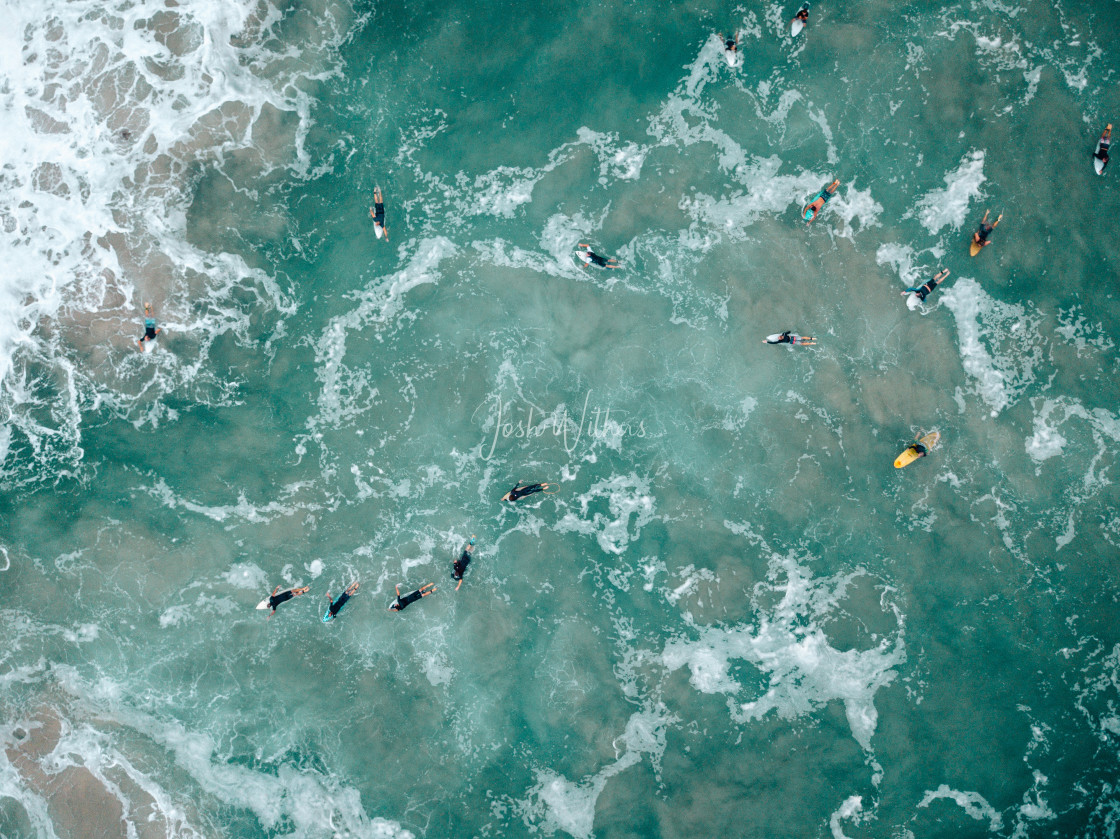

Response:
(267, 584), (310, 619)
(902, 268), (950, 302)
(972, 210), (1002, 249)
(453, 537), (475, 591)
(369, 186), (388, 240)
(390, 583), (436, 611)
(719, 32), (738, 54)
(577, 244), (619, 269)
(325, 581), (360, 619)
(764, 332), (815, 345)
(794, 6), (809, 27)
(138, 302), (161, 348)
(1094, 124), (1111, 172)
(502, 482), (555, 502)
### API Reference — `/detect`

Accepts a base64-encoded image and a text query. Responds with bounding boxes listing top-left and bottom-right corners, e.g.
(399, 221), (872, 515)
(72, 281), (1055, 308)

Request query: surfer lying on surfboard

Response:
(323, 581), (359, 622)
(502, 482), (557, 502)
(902, 268), (949, 303)
(763, 331), (815, 345)
(265, 584), (310, 619)
(1094, 124), (1111, 173)
(719, 31), (738, 55)
(577, 244), (619, 269)
(390, 583), (436, 612)
(369, 186), (388, 240)
(453, 536), (475, 591)
(803, 180), (838, 224)
(792, 5), (809, 32)
(138, 302), (161, 348)
(972, 210), (1001, 250)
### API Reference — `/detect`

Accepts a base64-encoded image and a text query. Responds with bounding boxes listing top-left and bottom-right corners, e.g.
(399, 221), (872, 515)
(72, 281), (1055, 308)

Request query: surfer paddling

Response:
(803, 180), (838, 224)
(453, 536), (475, 591)
(390, 583), (436, 612)
(137, 302), (161, 348)
(972, 210), (1002, 251)
(502, 482), (556, 502)
(1094, 124), (1111, 173)
(792, 5), (809, 30)
(323, 581), (359, 622)
(576, 244), (619, 269)
(764, 331), (815, 346)
(902, 268), (950, 303)
(719, 31), (739, 55)
(265, 584), (309, 619)
(369, 186), (388, 240)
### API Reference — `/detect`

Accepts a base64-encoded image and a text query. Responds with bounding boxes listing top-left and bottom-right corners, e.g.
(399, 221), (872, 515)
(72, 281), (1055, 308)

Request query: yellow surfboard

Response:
(894, 431), (940, 469)
(969, 241), (982, 256)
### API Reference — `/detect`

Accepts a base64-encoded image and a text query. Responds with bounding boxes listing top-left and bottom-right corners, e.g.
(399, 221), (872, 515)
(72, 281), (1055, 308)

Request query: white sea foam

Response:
(661, 551), (905, 753)
(47, 666), (414, 838)
(554, 473), (656, 555)
(913, 151), (986, 235)
(222, 562), (268, 590)
(512, 705), (676, 838)
(941, 277), (1043, 417)
(308, 236), (458, 434)
(0, 0), (349, 486)
(829, 795), (866, 839)
(918, 784), (1004, 831)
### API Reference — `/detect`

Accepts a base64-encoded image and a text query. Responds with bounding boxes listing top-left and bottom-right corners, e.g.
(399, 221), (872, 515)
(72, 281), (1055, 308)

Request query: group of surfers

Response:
(262, 481), (556, 621)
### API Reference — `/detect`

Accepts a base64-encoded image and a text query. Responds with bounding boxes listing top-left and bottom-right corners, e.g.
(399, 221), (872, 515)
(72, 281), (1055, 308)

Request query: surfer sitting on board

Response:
(793, 6), (809, 27)
(1094, 124), (1111, 172)
(719, 32), (738, 54)
(502, 482), (555, 502)
(902, 268), (950, 303)
(137, 302), (161, 348)
(453, 536), (475, 591)
(390, 583), (436, 612)
(369, 186), (388, 240)
(764, 331), (815, 346)
(803, 180), (838, 224)
(325, 581), (359, 620)
(972, 210), (1002, 249)
(576, 244), (619, 269)
(266, 584), (310, 619)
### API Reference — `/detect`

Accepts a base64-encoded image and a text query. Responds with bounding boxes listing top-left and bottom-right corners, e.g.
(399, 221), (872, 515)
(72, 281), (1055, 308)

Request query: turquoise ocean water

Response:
(2, 0), (1120, 836)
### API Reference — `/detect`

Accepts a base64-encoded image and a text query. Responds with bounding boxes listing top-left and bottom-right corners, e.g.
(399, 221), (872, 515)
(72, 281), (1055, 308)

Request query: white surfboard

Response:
(256, 599), (270, 610)
(791, 4), (808, 36)
(724, 50), (740, 68)
(374, 223), (384, 238)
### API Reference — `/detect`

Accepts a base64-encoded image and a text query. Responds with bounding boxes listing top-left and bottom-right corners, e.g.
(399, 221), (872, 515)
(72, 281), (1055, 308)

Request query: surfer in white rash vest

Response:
(1094, 124), (1111, 172)
(902, 268), (950, 303)
(266, 584), (309, 619)
(369, 186), (388, 240)
(576, 243), (619, 269)
(764, 331), (815, 345)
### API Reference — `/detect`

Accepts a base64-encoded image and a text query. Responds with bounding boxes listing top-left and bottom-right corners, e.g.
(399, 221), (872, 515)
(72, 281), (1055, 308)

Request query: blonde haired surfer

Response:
(137, 302), (161, 348)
